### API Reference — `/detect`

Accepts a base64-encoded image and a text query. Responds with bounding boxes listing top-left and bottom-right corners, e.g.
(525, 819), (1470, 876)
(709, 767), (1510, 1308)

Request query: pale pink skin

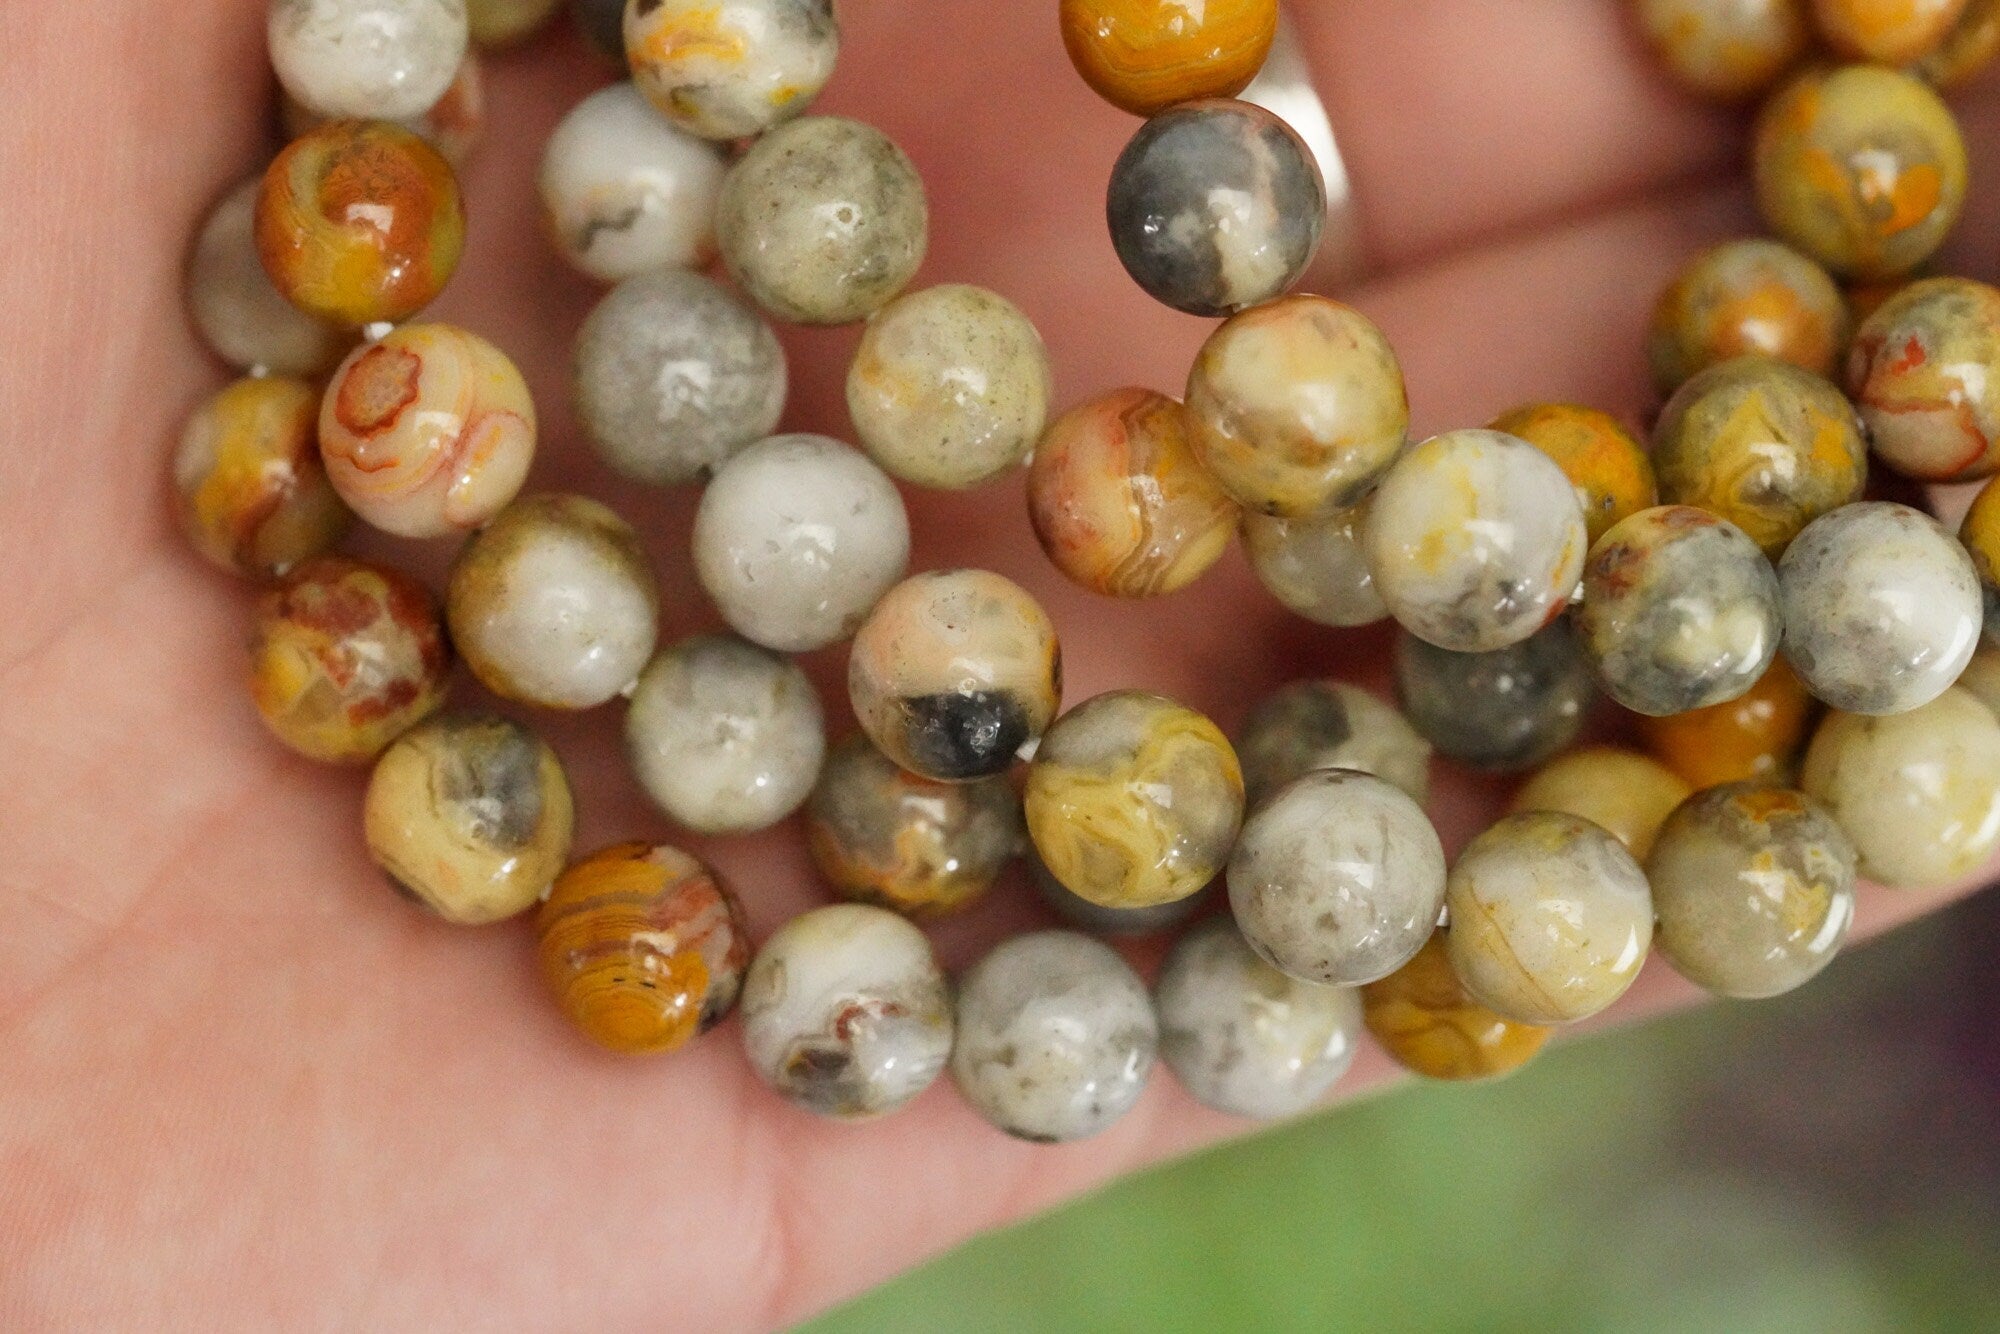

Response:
(6, 2), (2000, 1329)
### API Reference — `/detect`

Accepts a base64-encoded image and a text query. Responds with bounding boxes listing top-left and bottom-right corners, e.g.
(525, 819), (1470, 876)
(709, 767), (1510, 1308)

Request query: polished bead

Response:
(185, 179), (351, 377)
(950, 931), (1157, 1142)
(1026, 691), (1244, 910)
(1361, 933), (1550, 1082)
(446, 495), (660, 710)
(1241, 505), (1386, 628)
(1637, 657), (1818, 789)
(625, 635), (826, 835)
(364, 714), (574, 924)
(248, 557), (450, 764)
(1960, 474), (2000, 642)
(319, 323), (535, 539)
(739, 905), (953, 1120)
(1954, 644), (2000, 715)
(1487, 404), (1656, 549)
(1060, 0), (1280, 116)
(1227, 769), (1446, 987)
(1157, 917), (1361, 1120)
(1811, 0), (1969, 62)
(1362, 429), (1587, 653)
(1235, 679), (1430, 810)
(1633, 0), (1809, 100)
(626, 0), (838, 140)
(268, 0), (468, 121)
(1028, 854), (1211, 936)
(1846, 277), (2000, 482)
(537, 843), (750, 1055)
(172, 377), (349, 580)
(693, 435), (910, 653)
(1444, 811), (1653, 1026)
(1647, 239), (1848, 394)
(1779, 502), (1980, 715)
(1912, 0), (2000, 87)
(1508, 746), (1692, 861)
(1107, 99), (1323, 317)
(281, 51), (485, 168)
(1395, 624), (1592, 773)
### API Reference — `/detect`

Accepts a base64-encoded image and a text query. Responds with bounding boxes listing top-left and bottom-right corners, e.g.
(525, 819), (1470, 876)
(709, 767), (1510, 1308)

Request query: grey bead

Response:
(1234, 680), (1431, 810)
(1393, 622), (1594, 772)
(1028, 854), (1212, 937)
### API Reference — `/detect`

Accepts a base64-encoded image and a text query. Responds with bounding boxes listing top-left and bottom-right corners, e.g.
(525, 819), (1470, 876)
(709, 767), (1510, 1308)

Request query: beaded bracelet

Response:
(173, 0), (2000, 1143)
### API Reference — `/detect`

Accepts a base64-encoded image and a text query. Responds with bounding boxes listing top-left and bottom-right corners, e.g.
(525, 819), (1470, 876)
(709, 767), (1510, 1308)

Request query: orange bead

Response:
(1060, 0), (1279, 116)
(1636, 657), (1816, 790)
(1488, 403), (1657, 547)
(1646, 239), (1849, 395)
(1812, 0), (1969, 64)
(1913, 0), (2000, 88)
(536, 844), (751, 1055)
(1361, 934), (1551, 1082)
(173, 376), (350, 579)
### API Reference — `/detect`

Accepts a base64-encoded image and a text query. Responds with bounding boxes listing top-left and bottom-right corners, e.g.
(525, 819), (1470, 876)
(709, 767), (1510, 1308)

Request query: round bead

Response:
(1913, 0), (2000, 87)
(950, 931), (1157, 1143)
(255, 120), (464, 328)
(626, 0), (838, 141)
(446, 494), (661, 710)
(185, 179), (352, 377)
(268, 0), (469, 121)
(1633, 0), (1809, 100)
(319, 323), (535, 539)
(1227, 769), (1447, 987)
(537, 83), (726, 284)
(1646, 239), (1849, 395)
(848, 570), (1061, 783)
(568, 0), (625, 54)
(1960, 474), (2000, 640)
(846, 285), (1053, 489)
(1753, 64), (1966, 281)
(739, 905), (953, 1120)
(1362, 429), (1587, 653)
(1106, 99), (1324, 317)
(1444, 811), (1654, 1026)
(537, 843), (750, 1055)
(363, 714), (574, 925)
(1954, 644), (2000, 715)
(1811, 0), (1969, 62)
(575, 269), (787, 487)
(467, 0), (558, 46)
(248, 557), (450, 764)
(1801, 687), (2000, 886)
(1636, 657), (1816, 789)
(1029, 388), (1238, 598)
(1650, 355), (1867, 557)
(1508, 747), (1692, 861)
(1184, 296), (1408, 518)
(1235, 680), (1430, 810)
(1026, 690), (1244, 910)
(1648, 784), (1857, 999)
(1846, 277), (2000, 482)
(692, 435), (911, 653)
(1487, 404), (1656, 549)
(281, 51), (485, 169)
(1029, 854), (1211, 937)
(1574, 505), (1781, 717)
(625, 635), (826, 835)
(1241, 506), (1386, 628)
(1156, 917), (1362, 1120)
(716, 117), (928, 326)
(1361, 933), (1551, 1082)
(1394, 624), (1593, 773)
(172, 377), (349, 580)
(1060, 0), (1280, 116)
(806, 737), (1022, 919)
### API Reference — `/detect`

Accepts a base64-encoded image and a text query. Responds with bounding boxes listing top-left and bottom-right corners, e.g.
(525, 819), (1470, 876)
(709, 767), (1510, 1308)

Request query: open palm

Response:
(5, 1), (1999, 1327)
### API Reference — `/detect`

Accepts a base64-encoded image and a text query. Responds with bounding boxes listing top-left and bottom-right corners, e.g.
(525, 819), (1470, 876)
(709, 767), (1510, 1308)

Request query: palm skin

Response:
(2, 1), (1998, 1327)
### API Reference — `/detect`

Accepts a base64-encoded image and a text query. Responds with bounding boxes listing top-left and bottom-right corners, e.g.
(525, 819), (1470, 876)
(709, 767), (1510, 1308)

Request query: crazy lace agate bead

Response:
(1029, 854), (1212, 937)
(1241, 505), (1386, 628)
(186, 179), (352, 377)
(1846, 277), (2000, 482)
(1636, 657), (1816, 789)
(1509, 747), (1692, 861)
(1913, 0), (2000, 87)
(1361, 932), (1550, 1082)
(1811, 0), (1969, 62)
(172, 377), (349, 580)
(1961, 476), (2000, 642)
(280, 51), (485, 169)
(1487, 403), (1656, 549)
(1633, 0), (1810, 101)
(268, 0), (469, 121)
(626, 0), (839, 141)
(1394, 623), (1593, 773)
(1647, 238), (1849, 394)
(1060, 0), (1280, 116)
(1234, 679), (1431, 810)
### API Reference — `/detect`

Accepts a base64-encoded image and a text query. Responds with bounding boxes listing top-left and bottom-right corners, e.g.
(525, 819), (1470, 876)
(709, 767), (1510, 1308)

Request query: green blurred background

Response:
(807, 892), (2000, 1333)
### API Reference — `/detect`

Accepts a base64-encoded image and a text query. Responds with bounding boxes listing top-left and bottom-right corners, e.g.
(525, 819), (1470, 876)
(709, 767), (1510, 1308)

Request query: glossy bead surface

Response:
(1026, 691), (1244, 910)
(1236, 680), (1430, 810)
(1227, 769), (1446, 987)
(1913, 0), (2000, 87)
(1060, 0), (1279, 116)
(281, 51), (485, 169)
(1029, 388), (1237, 598)
(537, 83), (726, 284)
(446, 495), (660, 710)
(1753, 64), (1966, 280)
(537, 843), (750, 1054)
(363, 714), (574, 924)
(625, 635), (826, 835)
(806, 737), (1021, 919)
(1487, 404), (1656, 549)
(1361, 933), (1550, 1082)
(467, 0), (559, 45)
(1184, 295), (1407, 517)
(173, 377), (349, 580)
(626, 0), (838, 140)
(319, 323), (535, 539)
(1241, 506), (1385, 628)
(1648, 784), (1856, 999)
(248, 557), (450, 764)
(1779, 502), (1980, 715)
(1508, 747), (1692, 861)
(1647, 239), (1849, 394)
(739, 905), (953, 1120)
(1961, 475), (2000, 642)
(1029, 854), (1211, 936)
(575, 269), (787, 487)
(1811, 0), (1969, 62)
(1651, 355), (1867, 556)
(1846, 277), (2000, 482)
(1107, 99), (1323, 317)
(1633, 0), (1809, 100)
(951, 932), (1157, 1143)
(1157, 917), (1361, 1120)
(268, 0), (469, 121)
(1575, 506), (1781, 717)
(693, 434), (910, 653)
(255, 120), (464, 328)
(716, 117), (927, 326)
(1636, 657), (1816, 789)
(1444, 811), (1654, 1026)
(1395, 624), (1592, 772)
(847, 285), (1052, 489)
(186, 179), (351, 377)
(1362, 429), (1587, 653)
